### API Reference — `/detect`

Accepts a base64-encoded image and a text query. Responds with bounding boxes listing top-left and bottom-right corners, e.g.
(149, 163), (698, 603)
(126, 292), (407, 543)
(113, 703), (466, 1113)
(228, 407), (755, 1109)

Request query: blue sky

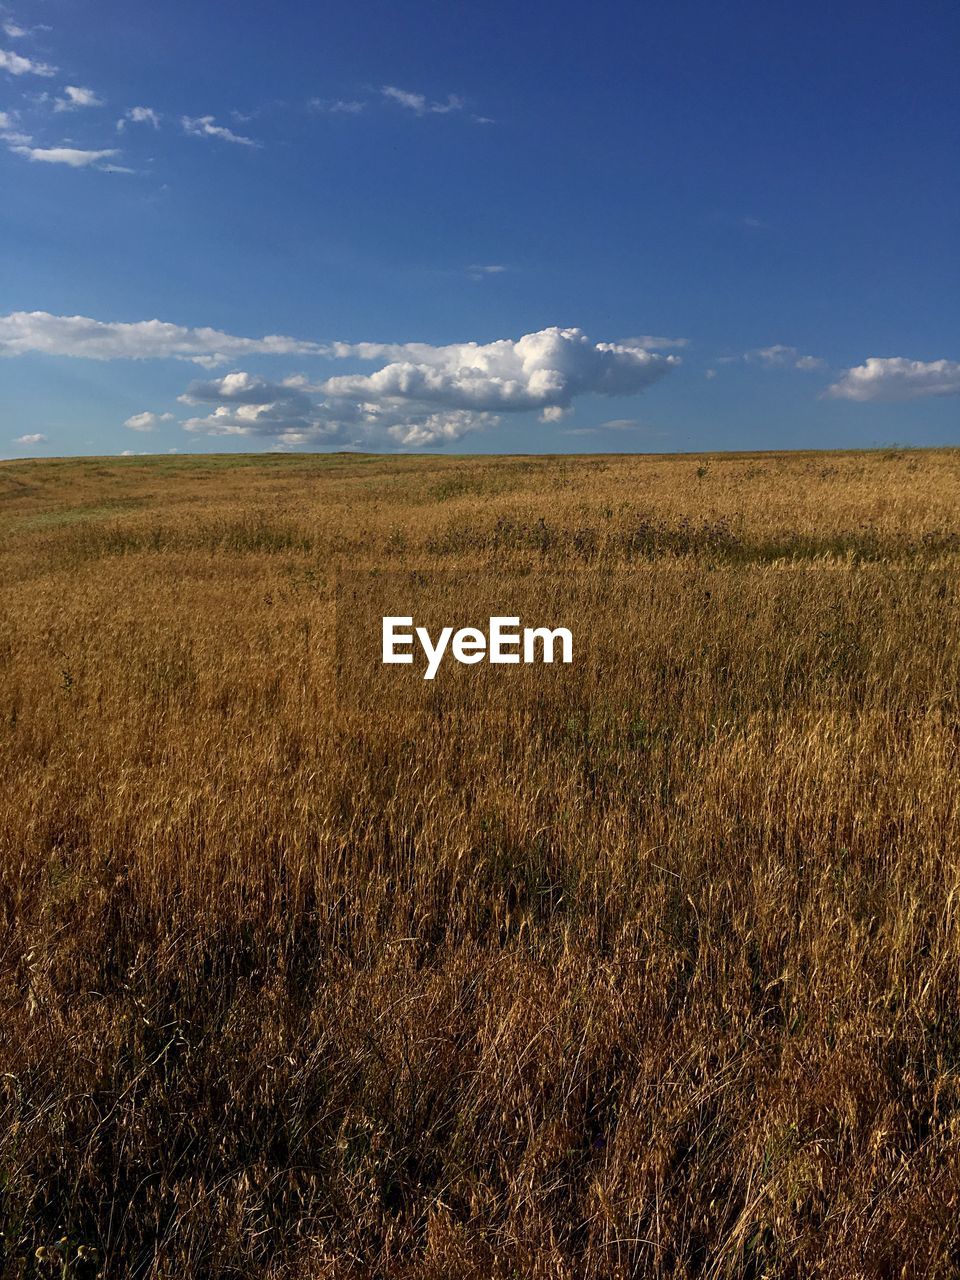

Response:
(2, 0), (958, 457)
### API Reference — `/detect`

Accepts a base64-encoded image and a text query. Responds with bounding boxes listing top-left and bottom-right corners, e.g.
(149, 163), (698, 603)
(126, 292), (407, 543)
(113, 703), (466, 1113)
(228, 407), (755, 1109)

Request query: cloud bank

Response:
(826, 357), (960, 403)
(0, 311), (330, 363)
(178, 327), (679, 447)
(321, 327), (677, 416)
(0, 313), (680, 448)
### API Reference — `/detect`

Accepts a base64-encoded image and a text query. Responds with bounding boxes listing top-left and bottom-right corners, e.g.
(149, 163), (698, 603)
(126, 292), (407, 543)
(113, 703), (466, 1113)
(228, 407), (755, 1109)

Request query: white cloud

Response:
(0, 111), (31, 145)
(388, 411), (494, 447)
(467, 264), (507, 280)
(180, 371), (315, 406)
(744, 344), (826, 370)
(178, 327), (678, 449)
(180, 402), (329, 438)
(825, 357), (960, 403)
(715, 345), (825, 372)
(1, 315), (680, 448)
(10, 144), (120, 168)
(321, 327), (677, 414)
(381, 85), (464, 115)
(622, 335), (689, 351)
(13, 432), (46, 443)
(118, 105), (160, 131)
(54, 84), (103, 111)
(750, 345), (793, 365)
(0, 311), (331, 363)
(179, 397), (491, 449)
(179, 372), (341, 440)
(181, 115), (258, 146)
(0, 46), (54, 75)
(124, 411), (173, 431)
(0, 316), (681, 402)
(309, 97), (364, 114)
(2, 20), (28, 37)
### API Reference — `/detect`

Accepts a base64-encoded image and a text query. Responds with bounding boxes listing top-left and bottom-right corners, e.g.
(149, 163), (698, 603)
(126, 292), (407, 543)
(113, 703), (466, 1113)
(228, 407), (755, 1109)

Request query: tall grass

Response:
(1, 449), (959, 1278)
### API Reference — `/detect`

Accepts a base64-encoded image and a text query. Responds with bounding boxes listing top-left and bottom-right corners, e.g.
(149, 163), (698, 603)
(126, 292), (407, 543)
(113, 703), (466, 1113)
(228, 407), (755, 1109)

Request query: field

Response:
(2, 448), (960, 1279)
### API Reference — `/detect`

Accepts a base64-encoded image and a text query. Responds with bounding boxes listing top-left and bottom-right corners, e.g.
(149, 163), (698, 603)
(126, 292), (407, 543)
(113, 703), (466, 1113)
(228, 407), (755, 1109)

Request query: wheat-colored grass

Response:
(1, 448), (959, 1278)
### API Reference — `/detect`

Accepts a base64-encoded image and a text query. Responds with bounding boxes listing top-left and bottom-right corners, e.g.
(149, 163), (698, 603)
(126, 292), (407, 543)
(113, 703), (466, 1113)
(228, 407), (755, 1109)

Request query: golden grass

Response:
(2, 448), (960, 1278)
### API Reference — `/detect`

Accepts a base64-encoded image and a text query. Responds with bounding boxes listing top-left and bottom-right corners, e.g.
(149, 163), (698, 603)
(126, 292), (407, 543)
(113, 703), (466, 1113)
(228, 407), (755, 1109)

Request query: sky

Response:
(1, 0), (958, 458)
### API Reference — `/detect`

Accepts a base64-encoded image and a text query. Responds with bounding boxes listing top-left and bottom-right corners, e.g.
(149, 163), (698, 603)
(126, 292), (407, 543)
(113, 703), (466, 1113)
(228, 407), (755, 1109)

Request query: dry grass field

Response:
(2, 447), (960, 1279)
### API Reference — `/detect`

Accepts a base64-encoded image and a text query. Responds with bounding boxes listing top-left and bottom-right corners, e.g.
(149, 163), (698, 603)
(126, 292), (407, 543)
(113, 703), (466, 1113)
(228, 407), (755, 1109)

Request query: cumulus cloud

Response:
(381, 85), (464, 115)
(177, 371), (336, 441)
(320, 327), (677, 414)
(1, 315), (680, 449)
(181, 115), (258, 146)
(124, 411), (174, 431)
(178, 327), (679, 449)
(181, 403), (495, 450)
(0, 316), (683, 410)
(825, 357), (960, 402)
(182, 373), (258, 401)
(12, 432), (46, 444)
(388, 411), (496, 447)
(54, 84), (102, 111)
(180, 404), (322, 439)
(0, 47), (54, 75)
(10, 145), (120, 168)
(0, 311), (330, 363)
(180, 371), (315, 407)
(118, 105), (160, 130)
(2, 19), (28, 37)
